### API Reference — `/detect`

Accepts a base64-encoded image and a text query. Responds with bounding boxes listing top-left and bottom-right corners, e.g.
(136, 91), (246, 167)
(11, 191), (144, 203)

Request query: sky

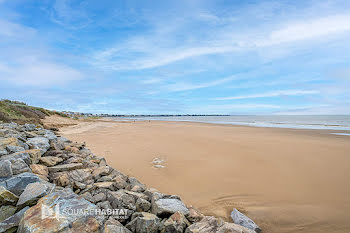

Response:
(0, 0), (350, 115)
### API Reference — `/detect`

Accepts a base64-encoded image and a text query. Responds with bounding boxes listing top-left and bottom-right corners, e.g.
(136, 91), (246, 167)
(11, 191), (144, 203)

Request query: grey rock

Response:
(185, 216), (255, 233)
(231, 208), (261, 233)
(0, 206), (29, 233)
(0, 186), (19, 205)
(127, 177), (146, 192)
(17, 190), (102, 233)
(0, 160), (13, 178)
(24, 124), (36, 131)
(108, 189), (136, 211)
(48, 163), (84, 173)
(97, 200), (112, 210)
(93, 192), (107, 203)
(80, 192), (94, 203)
(44, 130), (57, 140)
(0, 205), (17, 222)
(10, 158), (31, 175)
(0, 147), (7, 156)
(17, 182), (53, 206)
(161, 212), (190, 233)
(0, 172), (43, 196)
(0, 151), (30, 165)
(6, 145), (25, 153)
(126, 212), (160, 233)
(136, 198), (151, 212)
(152, 197), (189, 218)
(26, 137), (50, 155)
(104, 218), (132, 233)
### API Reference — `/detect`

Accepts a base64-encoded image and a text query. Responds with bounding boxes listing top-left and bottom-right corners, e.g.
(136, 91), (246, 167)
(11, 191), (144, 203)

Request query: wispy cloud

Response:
(165, 75), (237, 92)
(213, 90), (320, 100)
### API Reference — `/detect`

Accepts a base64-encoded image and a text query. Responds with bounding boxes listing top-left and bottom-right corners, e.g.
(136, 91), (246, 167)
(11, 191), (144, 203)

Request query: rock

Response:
(0, 138), (22, 147)
(0, 151), (30, 165)
(0, 186), (19, 205)
(126, 212), (160, 233)
(0, 147), (7, 156)
(39, 156), (63, 166)
(94, 182), (115, 190)
(161, 212), (190, 233)
(44, 130), (57, 140)
(152, 197), (189, 218)
(48, 163), (83, 173)
(0, 160), (13, 178)
(0, 206), (29, 233)
(124, 190), (149, 201)
(93, 192), (107, 203)
(30, 164), (48, 177)
(104, 218), (132, 233)
(17, 182), (53, 206)
(10, 158), (31, 175)
(26, 137), (50, 155)
(67, 168), (93, 184)
(127, 177), (146, 192)
(185, 216), (254, 233)
(187, 206), (204, 223)
(96, 200), (112, 210)
(74, 181), (87, 190)
(50, 172), (71, 187)
(92, 165), (111, 179)
(108, 190), (136, 210)
(6, 145), (25, 153)
(24, 124), (36, 131)
(80, 192), (94, 203)
(136, 198), (151, 212)
(112, 175), (128, 189)
(231, 208), (261, 233)
(0, 172), (43, 196)
(0, 205), (17, 222)
(217, 222), (256, 233)
(25, 149), (41, 164)
(18, 190), (102, 233)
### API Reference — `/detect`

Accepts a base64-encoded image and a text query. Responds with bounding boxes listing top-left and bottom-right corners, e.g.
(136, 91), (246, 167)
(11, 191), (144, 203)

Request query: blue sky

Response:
(0, 0), (350, 114)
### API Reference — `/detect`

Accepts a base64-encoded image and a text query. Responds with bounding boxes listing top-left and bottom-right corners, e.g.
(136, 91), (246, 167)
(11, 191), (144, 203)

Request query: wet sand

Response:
(46, 116), (350, 233)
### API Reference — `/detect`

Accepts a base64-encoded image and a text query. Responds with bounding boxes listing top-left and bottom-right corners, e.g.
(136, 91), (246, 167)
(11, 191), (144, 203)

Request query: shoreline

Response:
(45, 116), (350, 233)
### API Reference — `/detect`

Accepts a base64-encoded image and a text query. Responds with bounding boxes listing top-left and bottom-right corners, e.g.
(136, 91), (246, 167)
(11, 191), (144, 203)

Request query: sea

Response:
(112, 115), (350, 132)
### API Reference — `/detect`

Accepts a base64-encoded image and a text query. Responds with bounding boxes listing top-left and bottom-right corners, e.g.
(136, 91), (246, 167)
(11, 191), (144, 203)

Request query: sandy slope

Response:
(45, 116), (350, 233)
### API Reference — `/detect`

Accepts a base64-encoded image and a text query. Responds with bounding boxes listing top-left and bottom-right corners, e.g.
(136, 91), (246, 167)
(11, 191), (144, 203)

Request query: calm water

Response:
(113, 115), (350, 131)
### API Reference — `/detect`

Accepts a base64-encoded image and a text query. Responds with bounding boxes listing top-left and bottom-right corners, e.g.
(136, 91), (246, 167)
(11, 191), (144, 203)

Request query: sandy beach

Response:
(44, 116), (350, 233)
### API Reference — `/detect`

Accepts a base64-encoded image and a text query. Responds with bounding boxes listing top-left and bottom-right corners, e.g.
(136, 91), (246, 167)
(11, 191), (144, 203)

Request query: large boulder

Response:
(26, 137), (50, 155)
(0, 206), (29, 233)
(152, 196), (189, 218)
(9, 158), (31, 175)
(18, 190), (103, 233)
(6, 145), (25, 153)
(0, 172), (44, 196)
(17, 182), (54, 206)
(126, 212), (160, 233)
(230, 208), (261, 233)
(107, 189), (136, 211)
(161, 211), (190, 233)
(185, 216), (255, 233)
(104, 218), (132, 233)
(0, 137), (22, 147)
(0, 151), (31, 165)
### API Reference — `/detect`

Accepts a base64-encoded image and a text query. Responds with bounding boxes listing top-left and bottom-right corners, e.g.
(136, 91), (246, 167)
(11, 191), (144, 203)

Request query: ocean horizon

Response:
(112, 115), (350, 131)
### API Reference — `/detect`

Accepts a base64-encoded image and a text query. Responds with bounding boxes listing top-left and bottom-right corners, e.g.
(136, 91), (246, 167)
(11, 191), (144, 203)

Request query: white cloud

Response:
(91, 11), (350, 71)
(261, 13), (350, 46)
(213, 90), (319, 100)
(166, 75), (237, 92)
